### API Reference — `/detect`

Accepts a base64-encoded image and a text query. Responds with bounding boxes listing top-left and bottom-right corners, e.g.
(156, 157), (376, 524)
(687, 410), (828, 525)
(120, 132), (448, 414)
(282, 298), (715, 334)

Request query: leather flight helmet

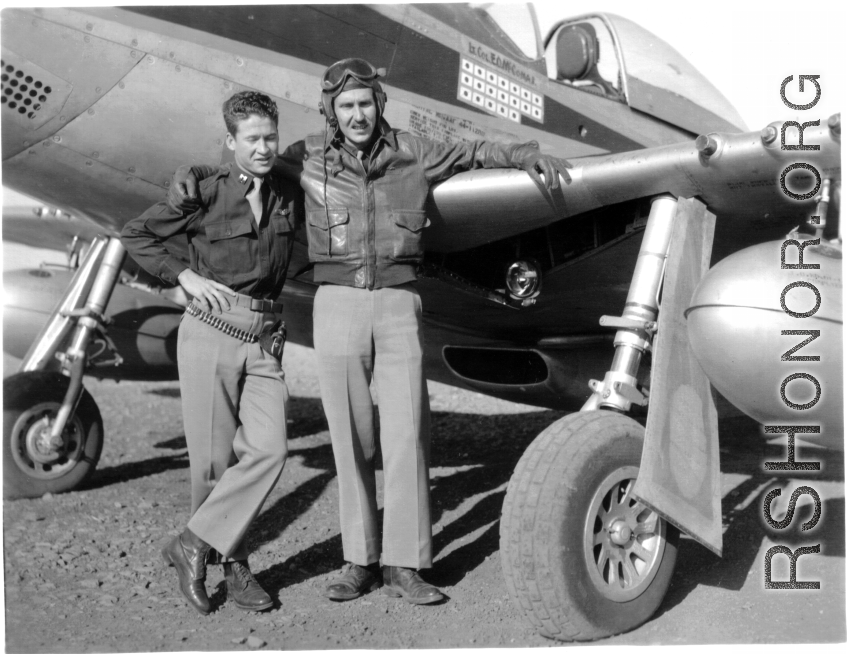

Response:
(319, 58), (387, 127)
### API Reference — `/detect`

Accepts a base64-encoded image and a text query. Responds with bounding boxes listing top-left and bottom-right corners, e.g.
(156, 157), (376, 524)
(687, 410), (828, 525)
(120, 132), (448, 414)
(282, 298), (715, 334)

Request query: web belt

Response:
(185, 303), (259, 343)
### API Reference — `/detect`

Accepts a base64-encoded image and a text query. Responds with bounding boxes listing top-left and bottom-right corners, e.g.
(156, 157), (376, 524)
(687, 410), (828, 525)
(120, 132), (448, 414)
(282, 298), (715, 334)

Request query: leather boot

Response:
(224, 560), (273, 611)
(161, 528), (212, 614)
(382, 566), (444, 605)
(324, 563), (382, 601)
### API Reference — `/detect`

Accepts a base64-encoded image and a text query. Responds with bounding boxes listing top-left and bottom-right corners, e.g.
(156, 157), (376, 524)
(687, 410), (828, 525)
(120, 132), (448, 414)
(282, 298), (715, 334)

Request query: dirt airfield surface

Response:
(3, 343), (845, 651)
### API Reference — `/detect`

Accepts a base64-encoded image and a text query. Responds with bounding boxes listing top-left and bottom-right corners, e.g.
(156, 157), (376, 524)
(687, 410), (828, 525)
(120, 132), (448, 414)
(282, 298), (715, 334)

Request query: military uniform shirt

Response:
(122, 163), (303, 300)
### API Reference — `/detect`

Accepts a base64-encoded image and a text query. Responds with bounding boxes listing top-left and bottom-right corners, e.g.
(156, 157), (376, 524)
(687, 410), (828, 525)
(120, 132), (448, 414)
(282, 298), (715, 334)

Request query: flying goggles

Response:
(321, 58), (386, 94)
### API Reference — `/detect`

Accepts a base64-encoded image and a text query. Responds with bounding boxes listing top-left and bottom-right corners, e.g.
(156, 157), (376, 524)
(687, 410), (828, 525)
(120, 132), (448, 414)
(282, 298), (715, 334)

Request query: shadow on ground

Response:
(656, 414), (844, 618)
(85, 398), (840, 612)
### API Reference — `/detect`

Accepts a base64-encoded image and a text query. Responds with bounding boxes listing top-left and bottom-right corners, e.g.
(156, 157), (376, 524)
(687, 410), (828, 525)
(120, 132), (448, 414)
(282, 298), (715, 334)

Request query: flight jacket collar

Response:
(324, 118), (397, 174)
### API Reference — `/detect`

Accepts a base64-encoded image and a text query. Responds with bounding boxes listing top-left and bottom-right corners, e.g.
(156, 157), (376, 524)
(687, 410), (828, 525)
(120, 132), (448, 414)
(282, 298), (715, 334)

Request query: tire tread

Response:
(500, 411), (668, 641)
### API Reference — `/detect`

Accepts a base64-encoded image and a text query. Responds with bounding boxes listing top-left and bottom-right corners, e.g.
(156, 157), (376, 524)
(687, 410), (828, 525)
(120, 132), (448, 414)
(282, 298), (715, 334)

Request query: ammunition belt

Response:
(185, 303), (259, 343)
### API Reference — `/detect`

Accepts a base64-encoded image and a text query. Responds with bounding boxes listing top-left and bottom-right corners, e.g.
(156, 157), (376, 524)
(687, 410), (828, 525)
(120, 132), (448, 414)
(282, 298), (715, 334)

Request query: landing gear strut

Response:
(3, 235), (125, 499)
(501, 195), (681, 640)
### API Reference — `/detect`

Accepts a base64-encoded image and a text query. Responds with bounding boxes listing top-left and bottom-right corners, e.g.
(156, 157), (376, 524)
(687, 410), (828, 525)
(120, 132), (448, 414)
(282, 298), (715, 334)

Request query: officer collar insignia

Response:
(238, 173), (249, 184)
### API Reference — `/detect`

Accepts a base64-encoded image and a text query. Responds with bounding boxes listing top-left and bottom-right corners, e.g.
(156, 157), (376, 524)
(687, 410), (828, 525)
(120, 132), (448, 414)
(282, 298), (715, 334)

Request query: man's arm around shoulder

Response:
(167, 141), (308, 213)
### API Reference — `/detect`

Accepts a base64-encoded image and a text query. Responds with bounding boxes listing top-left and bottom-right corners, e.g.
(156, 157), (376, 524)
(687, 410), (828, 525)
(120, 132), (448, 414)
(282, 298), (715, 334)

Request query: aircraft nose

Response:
(0, 47), (75, 162)
(1, 8), (138, 163)
(0, 60), (58, 126)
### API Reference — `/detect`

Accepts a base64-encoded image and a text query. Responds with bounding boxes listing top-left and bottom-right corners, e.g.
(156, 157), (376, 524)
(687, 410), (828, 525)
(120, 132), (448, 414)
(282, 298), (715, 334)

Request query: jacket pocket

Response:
(308, 208), (349, 257)
(390, 210), (430, 261)
(204, 218), (256, 270)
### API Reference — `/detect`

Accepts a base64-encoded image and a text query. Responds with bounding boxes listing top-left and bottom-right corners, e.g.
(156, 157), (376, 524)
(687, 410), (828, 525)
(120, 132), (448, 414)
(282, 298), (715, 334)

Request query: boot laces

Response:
(232, 561), (256, 584)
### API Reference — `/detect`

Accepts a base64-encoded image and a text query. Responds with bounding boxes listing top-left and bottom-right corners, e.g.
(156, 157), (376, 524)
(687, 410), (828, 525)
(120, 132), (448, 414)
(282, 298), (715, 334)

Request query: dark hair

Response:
(222, 91), (279, 135)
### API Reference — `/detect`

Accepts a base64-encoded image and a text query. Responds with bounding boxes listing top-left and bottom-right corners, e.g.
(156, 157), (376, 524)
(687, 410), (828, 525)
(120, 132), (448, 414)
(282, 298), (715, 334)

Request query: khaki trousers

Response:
(178, 305), (288, 561)
(314, 283), (432, 569)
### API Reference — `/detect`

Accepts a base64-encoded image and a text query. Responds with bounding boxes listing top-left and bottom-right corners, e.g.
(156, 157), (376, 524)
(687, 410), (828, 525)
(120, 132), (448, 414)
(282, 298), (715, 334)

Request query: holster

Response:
(259, 320), (287, 363)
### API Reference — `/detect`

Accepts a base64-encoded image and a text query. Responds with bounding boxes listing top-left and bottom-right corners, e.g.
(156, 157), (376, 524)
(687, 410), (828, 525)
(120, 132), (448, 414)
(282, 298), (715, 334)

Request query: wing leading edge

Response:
(425, 118), (841, 253)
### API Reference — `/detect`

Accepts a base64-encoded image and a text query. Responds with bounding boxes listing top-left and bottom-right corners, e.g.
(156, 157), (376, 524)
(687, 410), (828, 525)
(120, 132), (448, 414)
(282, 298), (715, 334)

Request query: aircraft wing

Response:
(1, 208), (101, 252)
(1, 5), (841, 642)
(425, 118), (841, 253)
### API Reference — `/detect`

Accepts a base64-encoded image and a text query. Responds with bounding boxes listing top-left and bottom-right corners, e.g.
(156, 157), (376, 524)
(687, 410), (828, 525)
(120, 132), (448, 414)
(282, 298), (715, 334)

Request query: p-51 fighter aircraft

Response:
(1, 3), (841, 641)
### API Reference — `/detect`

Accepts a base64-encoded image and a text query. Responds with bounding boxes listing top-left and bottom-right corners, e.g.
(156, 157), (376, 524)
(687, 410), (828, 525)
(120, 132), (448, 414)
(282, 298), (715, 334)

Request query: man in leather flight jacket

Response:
(168, 58), (570, 606)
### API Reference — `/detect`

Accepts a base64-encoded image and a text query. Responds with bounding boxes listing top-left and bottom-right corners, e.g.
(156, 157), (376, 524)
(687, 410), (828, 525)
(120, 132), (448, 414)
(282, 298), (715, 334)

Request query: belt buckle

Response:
(249, 298), (283, 313)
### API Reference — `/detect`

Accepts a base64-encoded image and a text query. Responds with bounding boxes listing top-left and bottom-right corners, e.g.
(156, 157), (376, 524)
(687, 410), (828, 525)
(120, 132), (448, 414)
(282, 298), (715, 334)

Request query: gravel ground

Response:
(3, 343), (845, 651)
(3, 345), (564, 651)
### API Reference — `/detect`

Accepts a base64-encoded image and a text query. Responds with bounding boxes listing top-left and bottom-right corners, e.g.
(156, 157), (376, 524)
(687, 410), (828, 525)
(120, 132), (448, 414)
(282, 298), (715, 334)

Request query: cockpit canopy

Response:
(563, 14), (747, 133)
(421, 4), (747, 134)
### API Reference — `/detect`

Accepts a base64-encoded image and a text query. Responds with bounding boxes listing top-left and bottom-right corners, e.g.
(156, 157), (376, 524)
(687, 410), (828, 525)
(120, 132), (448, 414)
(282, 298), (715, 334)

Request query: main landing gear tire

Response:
(500, 411), (679, 641)
(3, 371), (103, 500)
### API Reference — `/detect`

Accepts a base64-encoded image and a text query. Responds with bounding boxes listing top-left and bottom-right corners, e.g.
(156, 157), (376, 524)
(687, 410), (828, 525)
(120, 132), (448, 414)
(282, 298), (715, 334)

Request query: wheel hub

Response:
(10, 401), (85, 480)
(25, 417), (67, 464)
(608, 519), (632, 546)
(584, 465), (667, 602)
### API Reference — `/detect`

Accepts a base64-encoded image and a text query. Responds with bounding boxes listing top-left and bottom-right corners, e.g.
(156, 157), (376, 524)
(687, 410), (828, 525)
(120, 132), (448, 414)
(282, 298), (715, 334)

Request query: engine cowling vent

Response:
(1, 58), (52, 120)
